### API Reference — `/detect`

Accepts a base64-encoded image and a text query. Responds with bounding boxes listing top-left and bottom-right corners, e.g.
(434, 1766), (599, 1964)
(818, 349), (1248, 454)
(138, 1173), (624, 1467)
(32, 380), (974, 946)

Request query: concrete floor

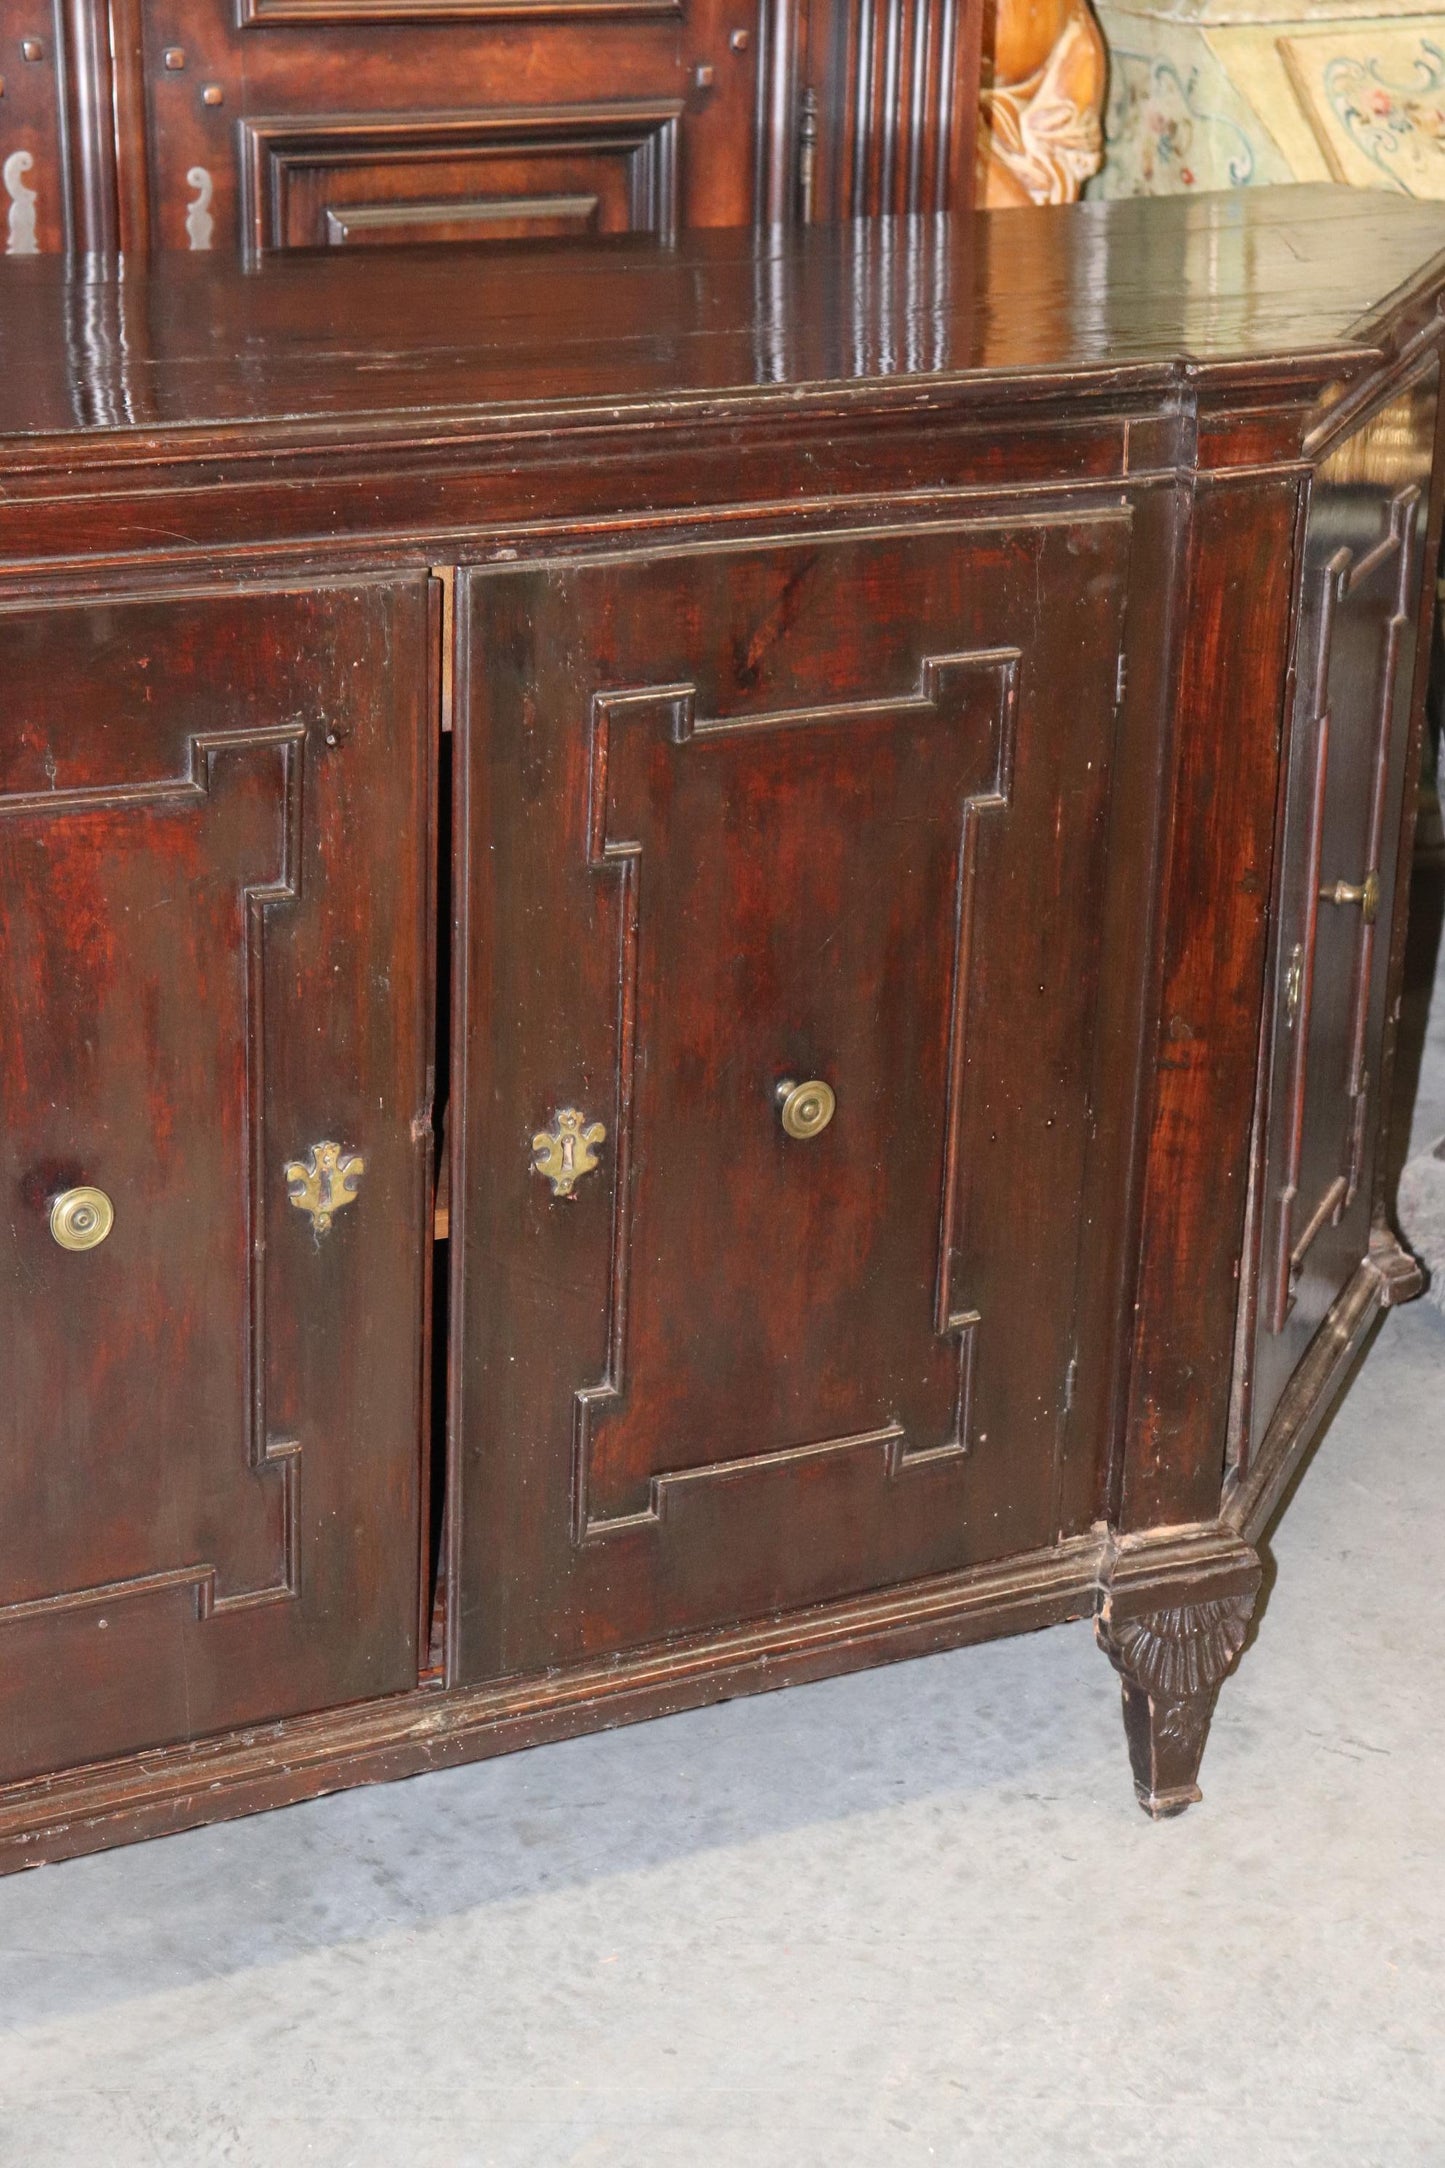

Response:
(1, 926), (1442, 2167)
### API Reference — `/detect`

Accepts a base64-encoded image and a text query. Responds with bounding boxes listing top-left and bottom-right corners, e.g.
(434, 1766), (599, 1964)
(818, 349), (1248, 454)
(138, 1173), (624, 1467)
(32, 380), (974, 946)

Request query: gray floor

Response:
(2, 937), (1443, 2168)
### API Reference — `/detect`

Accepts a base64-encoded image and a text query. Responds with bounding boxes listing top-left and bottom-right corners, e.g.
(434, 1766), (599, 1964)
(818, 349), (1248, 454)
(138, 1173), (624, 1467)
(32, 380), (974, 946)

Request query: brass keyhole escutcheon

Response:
(777, 1078), (836, 1141)
(532, 1109), (606, 1197)
(285, 1140), (365, 1236)
(50, 1186), (115, 1252)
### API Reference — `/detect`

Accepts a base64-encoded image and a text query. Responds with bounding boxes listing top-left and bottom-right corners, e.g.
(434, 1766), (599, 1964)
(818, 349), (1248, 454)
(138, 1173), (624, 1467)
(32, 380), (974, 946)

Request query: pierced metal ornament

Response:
(285, 1140), (365, 1235)
(532, 1109), (606, 1197)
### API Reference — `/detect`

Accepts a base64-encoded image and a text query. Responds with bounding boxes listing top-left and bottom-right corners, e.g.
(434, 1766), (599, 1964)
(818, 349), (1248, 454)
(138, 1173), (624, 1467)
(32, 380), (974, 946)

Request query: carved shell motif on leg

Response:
(1098, 1595), (1254, 1700)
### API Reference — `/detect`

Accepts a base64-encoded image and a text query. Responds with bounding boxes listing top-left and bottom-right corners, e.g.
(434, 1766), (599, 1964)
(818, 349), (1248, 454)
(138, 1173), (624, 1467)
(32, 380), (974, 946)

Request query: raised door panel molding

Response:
(572, 649), (1020, 1537)
(322, 190), (601, 244)
(41, 0), (984, 253)
(0, 723), (307, 1625)
(1236, 374), (1440, 1474)
(0, 578), (433, 1786)
(238, 0), (678, 19)
(239, 102), (682, 254)
(453, 511), (1134, 1683)
(1265, 480), (1421, 1330)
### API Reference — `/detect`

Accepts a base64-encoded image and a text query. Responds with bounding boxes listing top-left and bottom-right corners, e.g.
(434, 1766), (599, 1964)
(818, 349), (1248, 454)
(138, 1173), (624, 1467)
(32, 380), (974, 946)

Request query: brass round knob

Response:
(777, 1078), (836, 1141)
(50, 1186), (115, 1252)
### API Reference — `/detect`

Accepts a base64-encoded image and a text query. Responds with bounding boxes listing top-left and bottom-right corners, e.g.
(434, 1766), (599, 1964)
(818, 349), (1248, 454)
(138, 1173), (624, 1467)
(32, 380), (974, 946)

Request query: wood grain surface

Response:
(0, 191), (1441, 1861)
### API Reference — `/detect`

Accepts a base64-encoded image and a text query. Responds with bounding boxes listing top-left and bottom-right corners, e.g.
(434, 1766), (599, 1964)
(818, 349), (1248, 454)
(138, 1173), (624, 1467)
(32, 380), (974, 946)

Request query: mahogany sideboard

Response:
(1, 184), (1442, 1871)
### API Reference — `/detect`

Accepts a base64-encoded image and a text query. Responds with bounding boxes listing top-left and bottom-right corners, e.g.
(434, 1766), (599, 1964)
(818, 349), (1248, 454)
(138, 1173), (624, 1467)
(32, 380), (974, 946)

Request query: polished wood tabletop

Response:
(2, 186), (1445, 451)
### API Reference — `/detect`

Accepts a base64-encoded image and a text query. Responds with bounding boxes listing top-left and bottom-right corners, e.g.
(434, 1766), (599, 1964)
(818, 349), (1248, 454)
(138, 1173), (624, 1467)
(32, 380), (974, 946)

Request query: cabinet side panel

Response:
(1242, 374), (1439, 1468)
(1373, 367), (1445, 1217)
(1120, 476), (1298, 1533)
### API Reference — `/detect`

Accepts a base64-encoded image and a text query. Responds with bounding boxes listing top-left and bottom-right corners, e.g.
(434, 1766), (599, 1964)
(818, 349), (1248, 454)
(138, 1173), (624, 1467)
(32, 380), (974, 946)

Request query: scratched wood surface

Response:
(0, 192), (1442, 1859)
(5, 0), (985, 259)
(2, 188), (1445, 447)
(452, 516), (1132, 1679)
(0, 578), (433, 1783)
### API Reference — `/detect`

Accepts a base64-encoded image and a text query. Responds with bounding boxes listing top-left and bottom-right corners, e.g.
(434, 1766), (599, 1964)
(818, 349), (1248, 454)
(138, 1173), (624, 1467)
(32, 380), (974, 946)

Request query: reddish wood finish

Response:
(1118, 476), (1301, 1534)
(798, 0), (979, 219)
(107, 0), (762, 253)
(452, 517), (1130, 1677)
(10, 0), (984, 261)
(0, 580), (433, 1783)
(0, 187), (1441, 1865)
(1, 17), (67, 254)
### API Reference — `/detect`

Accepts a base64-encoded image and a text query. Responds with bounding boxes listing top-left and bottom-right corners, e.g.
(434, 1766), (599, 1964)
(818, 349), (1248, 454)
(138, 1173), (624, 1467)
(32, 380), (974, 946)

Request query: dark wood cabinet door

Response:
(21, 0), (984, 257)
(452, 514), (1132, 1682)
(1246, 377), (1438, 1463)
(0, 577), (433, 1784)
(112, 0), (759, 254)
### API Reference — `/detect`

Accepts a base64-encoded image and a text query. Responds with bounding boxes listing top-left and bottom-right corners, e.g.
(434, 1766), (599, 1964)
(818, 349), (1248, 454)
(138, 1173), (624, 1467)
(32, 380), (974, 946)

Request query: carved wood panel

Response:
(452, 511), (1131, 1682)
(240, 101), (681, 252)
(0, 577), (433, 1783)
(1240, 376), (1439, 1471)
(238, 0), (680, 20)
(102, 0), (758, 253)
(574, 651), (1016, 1534)
(32, 0), (982, 254)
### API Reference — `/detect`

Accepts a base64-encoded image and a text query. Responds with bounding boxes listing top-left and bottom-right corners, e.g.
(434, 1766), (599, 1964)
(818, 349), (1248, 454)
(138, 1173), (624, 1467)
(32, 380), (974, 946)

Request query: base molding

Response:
(1226, 1239), (1399, 1546)
(0, 1233), (1405, 1871)
(0, 1534), (1105, 1874)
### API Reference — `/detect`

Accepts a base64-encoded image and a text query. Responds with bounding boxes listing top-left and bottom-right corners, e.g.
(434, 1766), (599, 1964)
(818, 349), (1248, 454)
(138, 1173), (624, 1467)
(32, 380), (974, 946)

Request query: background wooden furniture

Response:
(1, 0), (984, 255)
(0, 186), (1441, 1869)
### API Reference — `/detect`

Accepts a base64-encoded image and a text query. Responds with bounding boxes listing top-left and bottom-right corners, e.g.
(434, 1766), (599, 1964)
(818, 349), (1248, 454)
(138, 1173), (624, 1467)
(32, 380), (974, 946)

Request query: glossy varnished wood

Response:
(0, 189), (1443, 1865)
(14, 0), (985, 264)
(452, 514), (1131, 1677)
(3, 190), (1445, 454)
(1118, 475), (1301, 1532)
(0, 578), (434, 1781)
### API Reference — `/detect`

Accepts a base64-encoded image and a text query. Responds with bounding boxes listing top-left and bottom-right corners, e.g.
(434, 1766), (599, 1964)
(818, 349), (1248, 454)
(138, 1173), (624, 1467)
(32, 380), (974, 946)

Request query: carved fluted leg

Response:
(1096, 1583), (1258, 1818)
